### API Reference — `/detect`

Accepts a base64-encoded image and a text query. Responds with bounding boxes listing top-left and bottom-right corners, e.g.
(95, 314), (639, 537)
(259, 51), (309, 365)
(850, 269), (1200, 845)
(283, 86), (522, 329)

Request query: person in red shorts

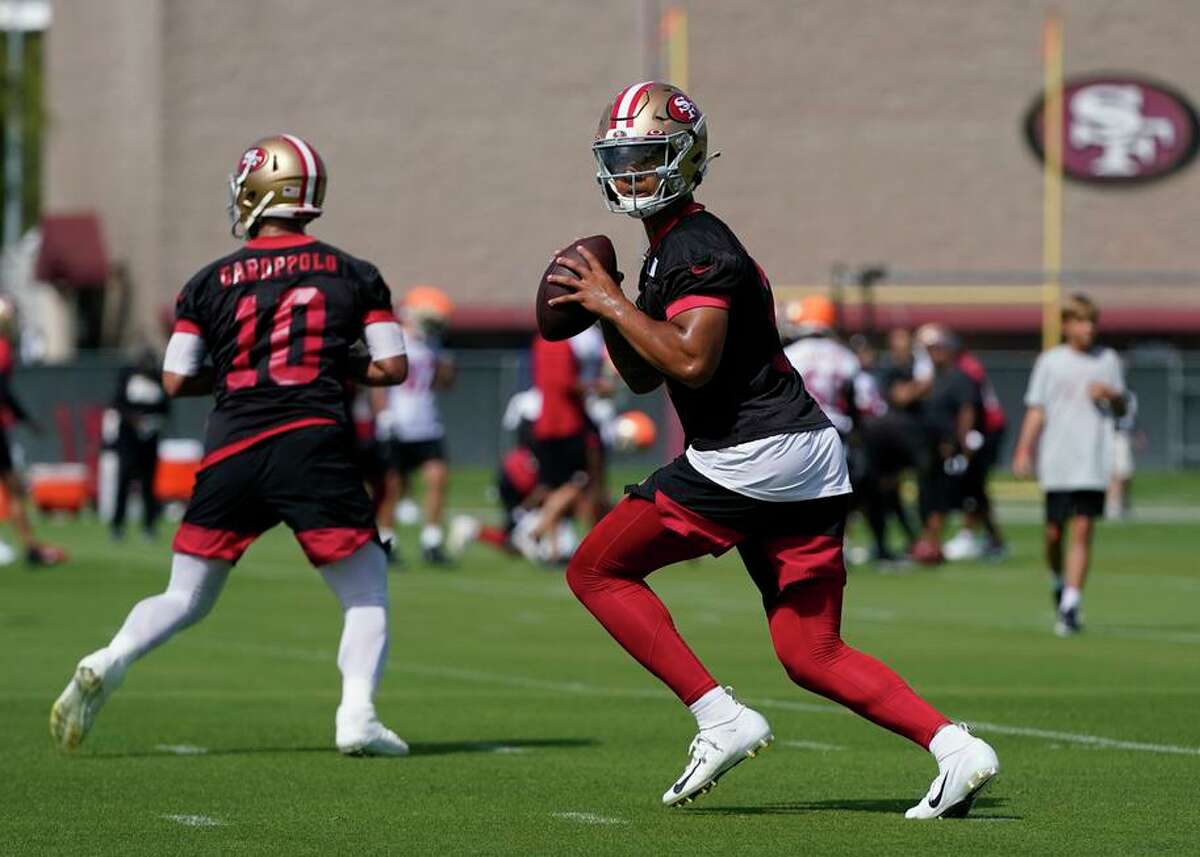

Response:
(50, 134), (410, 756)
(547, 81), (999, 815)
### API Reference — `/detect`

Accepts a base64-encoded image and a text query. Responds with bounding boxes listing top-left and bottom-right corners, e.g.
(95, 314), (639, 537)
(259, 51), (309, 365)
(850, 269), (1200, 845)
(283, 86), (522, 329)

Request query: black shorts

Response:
(174, 425), (379, 567)
(386, 438), (446, 474)
(497, 472), (526, 533)
(531, 433), (589, 489)
(1045, 490), (1105, 524)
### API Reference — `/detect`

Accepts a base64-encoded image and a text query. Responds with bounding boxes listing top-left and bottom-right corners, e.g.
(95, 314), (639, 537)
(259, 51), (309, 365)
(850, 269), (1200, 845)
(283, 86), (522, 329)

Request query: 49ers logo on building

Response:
(238, 146), (269, 174)
(666, 93), (699, 124)
(1025, 74), (1200, 184)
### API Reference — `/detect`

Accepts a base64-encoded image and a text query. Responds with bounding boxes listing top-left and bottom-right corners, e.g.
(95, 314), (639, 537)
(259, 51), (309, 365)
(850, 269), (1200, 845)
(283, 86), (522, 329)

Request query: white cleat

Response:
(336, 707), (410, 757)
(942, 529), (985, 562)
(662, 704), (773, 807)
(50, 650), (125, 750)
(905, 725), (1000, 819)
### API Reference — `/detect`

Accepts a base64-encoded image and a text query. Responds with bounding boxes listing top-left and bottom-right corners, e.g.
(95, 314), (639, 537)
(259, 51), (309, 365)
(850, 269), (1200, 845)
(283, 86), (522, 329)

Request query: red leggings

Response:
(566, 496), (949, 748)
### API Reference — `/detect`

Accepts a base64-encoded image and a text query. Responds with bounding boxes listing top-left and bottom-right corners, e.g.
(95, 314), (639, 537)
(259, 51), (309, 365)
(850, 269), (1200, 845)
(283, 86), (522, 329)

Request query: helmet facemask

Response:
(228, 161), (277, 239)
(593, 122), (703, 219)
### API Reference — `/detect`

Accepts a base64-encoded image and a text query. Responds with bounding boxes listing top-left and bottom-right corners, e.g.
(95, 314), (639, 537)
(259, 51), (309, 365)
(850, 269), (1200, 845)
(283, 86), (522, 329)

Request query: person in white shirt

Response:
(374, 287), (456, 564)
(1013, 294), (1127, 637)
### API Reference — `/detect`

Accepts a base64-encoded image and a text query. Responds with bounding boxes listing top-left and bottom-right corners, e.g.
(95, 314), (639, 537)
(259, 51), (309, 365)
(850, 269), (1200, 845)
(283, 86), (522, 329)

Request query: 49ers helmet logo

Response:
(666, 93), (699, 124)
(238, 147), (268, 174)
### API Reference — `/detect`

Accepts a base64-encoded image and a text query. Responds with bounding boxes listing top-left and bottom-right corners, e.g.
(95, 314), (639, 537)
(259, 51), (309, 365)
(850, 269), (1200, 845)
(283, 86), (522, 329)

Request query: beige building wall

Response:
(44, 0), (1200, 341)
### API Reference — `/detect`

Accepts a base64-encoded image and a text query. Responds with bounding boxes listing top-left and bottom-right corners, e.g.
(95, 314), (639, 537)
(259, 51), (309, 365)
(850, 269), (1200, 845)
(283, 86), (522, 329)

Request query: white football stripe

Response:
(281, 133), (319, 207)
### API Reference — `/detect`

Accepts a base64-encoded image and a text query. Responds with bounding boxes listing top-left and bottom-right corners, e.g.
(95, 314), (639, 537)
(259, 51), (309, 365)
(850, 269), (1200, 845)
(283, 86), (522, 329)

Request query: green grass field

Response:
(2, 470), (1198, 855)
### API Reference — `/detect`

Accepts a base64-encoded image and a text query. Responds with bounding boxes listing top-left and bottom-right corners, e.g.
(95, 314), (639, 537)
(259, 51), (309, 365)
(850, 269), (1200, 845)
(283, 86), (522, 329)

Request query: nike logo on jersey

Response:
(928, 772), (949, 808)
(690, 264), (714, 276)
(673, 759), (703, 794)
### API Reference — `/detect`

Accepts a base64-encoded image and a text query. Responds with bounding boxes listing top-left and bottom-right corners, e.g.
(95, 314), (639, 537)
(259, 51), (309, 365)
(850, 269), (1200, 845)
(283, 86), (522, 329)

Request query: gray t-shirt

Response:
(1024, 344), (1125, 491)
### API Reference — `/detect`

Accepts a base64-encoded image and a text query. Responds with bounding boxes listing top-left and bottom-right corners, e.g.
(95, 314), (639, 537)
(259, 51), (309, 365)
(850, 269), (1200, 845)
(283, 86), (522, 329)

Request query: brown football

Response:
(536, 234), (619, 341)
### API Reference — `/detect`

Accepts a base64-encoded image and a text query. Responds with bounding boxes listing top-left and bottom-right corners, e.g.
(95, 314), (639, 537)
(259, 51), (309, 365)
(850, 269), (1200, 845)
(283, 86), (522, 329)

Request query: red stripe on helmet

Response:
(277, 134), (309, 208)
(624, 82), (654, 128)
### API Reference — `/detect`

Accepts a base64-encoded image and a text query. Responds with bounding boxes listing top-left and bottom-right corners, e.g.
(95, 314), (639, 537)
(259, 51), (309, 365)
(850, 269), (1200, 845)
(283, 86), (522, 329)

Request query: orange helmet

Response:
(786, 295), (837, 334)
(613, 410), (657, 451)
(403, 285), (454, 328)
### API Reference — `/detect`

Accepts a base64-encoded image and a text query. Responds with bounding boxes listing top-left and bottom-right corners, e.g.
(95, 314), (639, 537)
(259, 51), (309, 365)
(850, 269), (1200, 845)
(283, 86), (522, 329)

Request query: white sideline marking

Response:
(552, 811), (628, 826)
(156, 744), (208, 755)
(784, 739), (846, 751)
(162, 814), (223, 827)
(968, 722), (1200, 757)
(188, 640), (1200, 757)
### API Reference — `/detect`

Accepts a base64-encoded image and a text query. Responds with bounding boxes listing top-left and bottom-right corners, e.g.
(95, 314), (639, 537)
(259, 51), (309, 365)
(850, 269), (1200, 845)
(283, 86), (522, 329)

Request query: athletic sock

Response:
(688, 686), (740, 730)
(929, 722), (973, 763)
(420, 524), (444, 551)
(1060, 585), (1082, 612)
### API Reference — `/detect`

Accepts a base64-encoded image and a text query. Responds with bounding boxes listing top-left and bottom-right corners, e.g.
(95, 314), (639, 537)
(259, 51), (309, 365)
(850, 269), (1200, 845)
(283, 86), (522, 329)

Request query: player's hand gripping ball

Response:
(536, 235), (621, 341)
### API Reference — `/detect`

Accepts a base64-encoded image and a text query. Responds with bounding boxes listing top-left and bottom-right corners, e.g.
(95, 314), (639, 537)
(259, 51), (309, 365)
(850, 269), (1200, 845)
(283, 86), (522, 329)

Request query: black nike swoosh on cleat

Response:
(927, 773), (949, 808)
(673, 760), (703, 794)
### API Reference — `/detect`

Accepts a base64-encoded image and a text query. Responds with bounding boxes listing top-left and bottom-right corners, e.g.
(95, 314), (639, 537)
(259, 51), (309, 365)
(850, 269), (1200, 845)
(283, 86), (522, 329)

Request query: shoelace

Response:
(686, 733), (724, 763)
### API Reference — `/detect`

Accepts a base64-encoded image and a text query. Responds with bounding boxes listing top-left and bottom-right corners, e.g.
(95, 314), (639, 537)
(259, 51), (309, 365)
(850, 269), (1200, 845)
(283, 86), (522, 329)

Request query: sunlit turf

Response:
(1, 469), (1197, 855)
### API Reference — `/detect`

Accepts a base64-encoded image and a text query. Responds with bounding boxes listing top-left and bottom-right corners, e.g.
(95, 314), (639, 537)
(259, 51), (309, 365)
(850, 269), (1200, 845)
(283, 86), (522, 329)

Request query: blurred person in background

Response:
(1013, 295), (1126, 636)
(782, 298), (891, 563)
(572, 323), (618, 518)
(521, 329), (602, 563)
(911, 324), (980, 565)
(0, 296), (66, 567)
(109, 347), (170, 541)
(373, 286), (455, 565)
(782, 295), (884, 436)
(942, 342), (1007, 560)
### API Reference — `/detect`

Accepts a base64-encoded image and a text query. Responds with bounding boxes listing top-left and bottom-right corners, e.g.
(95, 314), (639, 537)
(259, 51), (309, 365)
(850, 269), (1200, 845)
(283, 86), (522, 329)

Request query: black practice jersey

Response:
(636, 204), (830, 450)
(173, 234), (395, 460)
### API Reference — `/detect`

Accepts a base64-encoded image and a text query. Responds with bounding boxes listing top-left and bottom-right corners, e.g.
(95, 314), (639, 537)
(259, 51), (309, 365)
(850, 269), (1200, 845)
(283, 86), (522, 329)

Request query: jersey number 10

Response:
(227, 287), (326, 389)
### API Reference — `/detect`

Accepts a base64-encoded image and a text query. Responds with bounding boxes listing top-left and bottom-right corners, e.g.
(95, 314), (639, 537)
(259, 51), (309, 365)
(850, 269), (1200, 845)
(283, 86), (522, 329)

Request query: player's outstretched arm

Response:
(600, 319), (661, 394)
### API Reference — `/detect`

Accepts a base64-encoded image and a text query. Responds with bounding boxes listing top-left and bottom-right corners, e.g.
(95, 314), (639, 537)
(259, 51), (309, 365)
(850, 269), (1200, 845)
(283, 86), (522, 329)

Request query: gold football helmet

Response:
(228, 134), (327, 238)
(593, 81), (715, 218)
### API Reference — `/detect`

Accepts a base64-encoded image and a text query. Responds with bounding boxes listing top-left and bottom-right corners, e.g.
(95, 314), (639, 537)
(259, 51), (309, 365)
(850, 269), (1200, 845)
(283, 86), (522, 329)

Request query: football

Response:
(535, 234), (619, 341)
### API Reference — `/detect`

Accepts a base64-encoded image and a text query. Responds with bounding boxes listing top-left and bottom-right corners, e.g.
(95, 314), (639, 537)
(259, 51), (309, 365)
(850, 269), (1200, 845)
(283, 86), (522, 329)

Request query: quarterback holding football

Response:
(546, 81), (1000, 816)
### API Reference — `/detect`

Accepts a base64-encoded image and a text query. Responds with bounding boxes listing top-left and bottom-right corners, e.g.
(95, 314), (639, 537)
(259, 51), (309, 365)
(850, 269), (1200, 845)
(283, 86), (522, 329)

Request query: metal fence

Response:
(9, 347), (1200, 472)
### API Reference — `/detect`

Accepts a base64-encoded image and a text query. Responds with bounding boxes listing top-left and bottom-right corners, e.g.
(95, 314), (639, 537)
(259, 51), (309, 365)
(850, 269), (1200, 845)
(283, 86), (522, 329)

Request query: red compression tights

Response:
(566, 496), (949, 748)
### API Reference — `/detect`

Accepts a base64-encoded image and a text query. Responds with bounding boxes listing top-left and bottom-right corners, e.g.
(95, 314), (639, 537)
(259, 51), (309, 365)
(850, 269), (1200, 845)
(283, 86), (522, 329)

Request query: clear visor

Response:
(595, 141), (670, 177)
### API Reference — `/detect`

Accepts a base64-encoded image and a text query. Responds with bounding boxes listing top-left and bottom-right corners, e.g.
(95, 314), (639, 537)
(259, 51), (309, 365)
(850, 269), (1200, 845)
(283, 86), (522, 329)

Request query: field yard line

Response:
(162, 814), (223, 827)
(187, 639), (1200, 757)
(551, 811), (628, 826)
(784, 739), (846, 751)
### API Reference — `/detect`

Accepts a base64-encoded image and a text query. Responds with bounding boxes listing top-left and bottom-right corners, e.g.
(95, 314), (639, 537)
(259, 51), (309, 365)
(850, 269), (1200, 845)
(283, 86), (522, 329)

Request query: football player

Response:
(546, 82), (998, 816)
(0, 297), (66, 566)
(51, 135), (410, 755)
(373, 286), (456, 564)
